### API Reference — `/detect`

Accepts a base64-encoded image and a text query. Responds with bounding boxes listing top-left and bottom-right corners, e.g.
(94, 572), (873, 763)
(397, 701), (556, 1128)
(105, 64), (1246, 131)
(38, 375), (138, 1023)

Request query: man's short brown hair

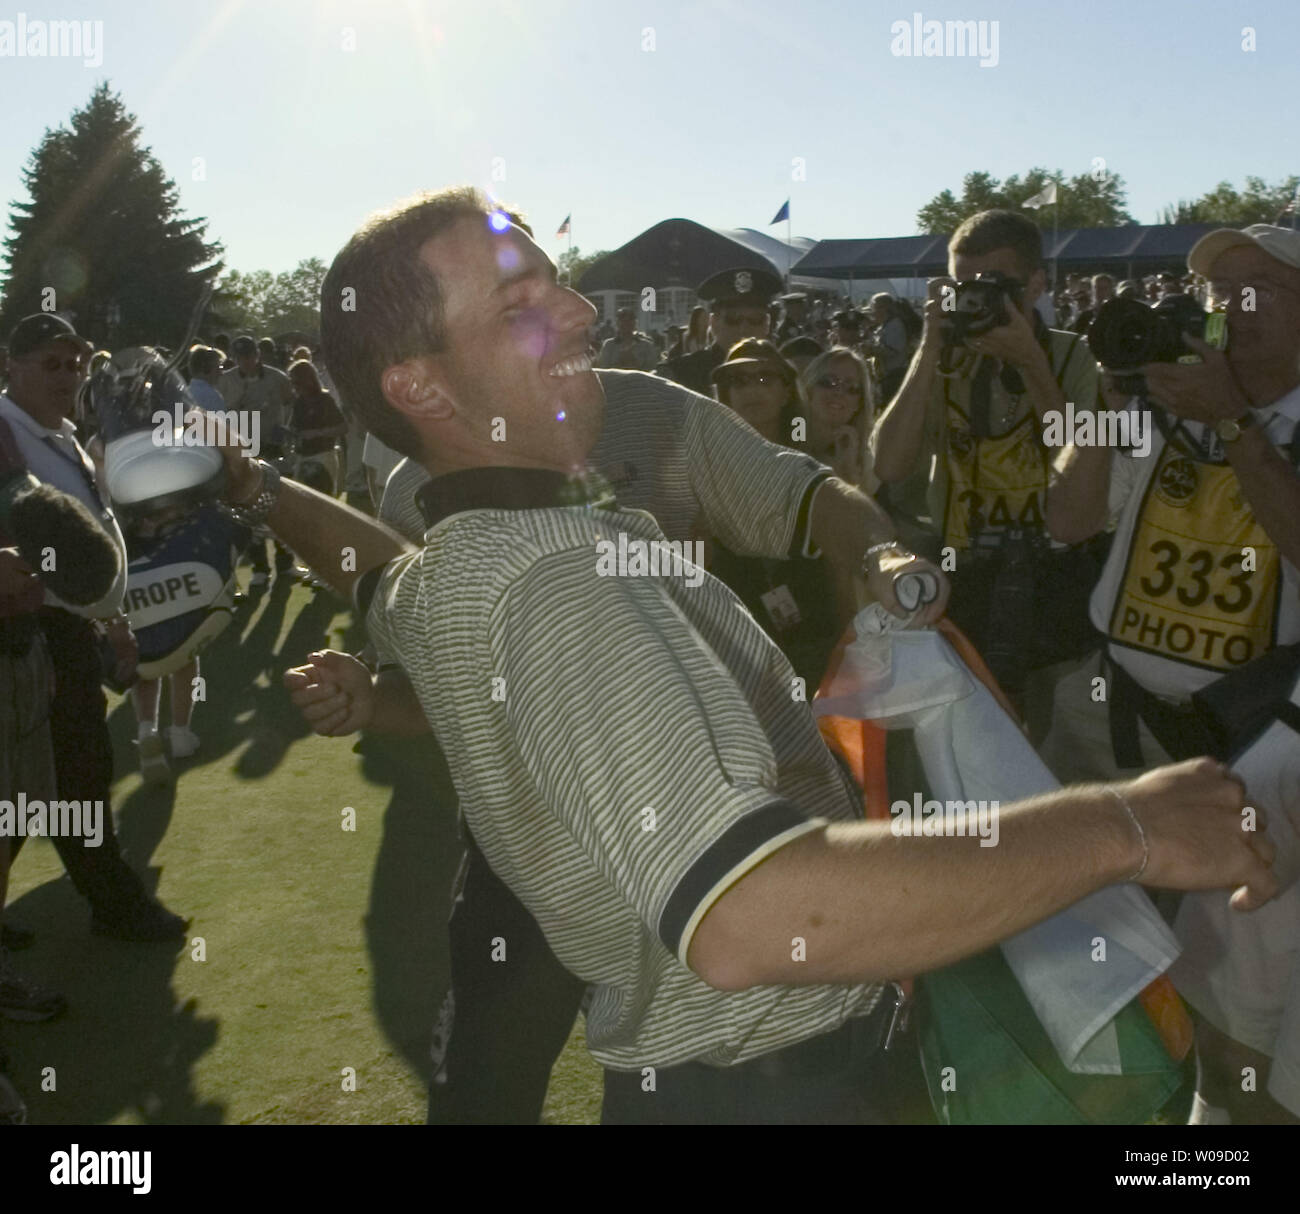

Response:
(188, 344), (222, 380)
(949, 209), (1044, 280)
(321, 187), (532, 461)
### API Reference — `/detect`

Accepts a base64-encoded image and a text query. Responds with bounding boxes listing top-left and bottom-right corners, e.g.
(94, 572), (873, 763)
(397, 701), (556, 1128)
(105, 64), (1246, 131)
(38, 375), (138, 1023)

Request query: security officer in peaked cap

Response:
(658, 266), (781, 395)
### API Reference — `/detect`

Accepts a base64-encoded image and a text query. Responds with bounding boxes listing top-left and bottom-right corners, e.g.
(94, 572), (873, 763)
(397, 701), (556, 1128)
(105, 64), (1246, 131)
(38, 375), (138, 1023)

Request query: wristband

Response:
(1108, 788), (1149, 882)
(863, 540), (904, 579)
(219, 461), (281, 528)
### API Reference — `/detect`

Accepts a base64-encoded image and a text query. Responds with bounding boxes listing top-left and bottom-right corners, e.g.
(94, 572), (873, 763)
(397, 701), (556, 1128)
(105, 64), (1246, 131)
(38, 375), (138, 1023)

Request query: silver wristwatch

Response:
(219, 460), (281, 527)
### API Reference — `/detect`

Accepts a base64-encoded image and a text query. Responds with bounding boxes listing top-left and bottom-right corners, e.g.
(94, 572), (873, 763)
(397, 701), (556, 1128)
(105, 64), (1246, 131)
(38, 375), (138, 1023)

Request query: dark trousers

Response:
(601, 1001), (896, 1125)
(8, 612), (148, 918)
(426, 839), (586, 1125)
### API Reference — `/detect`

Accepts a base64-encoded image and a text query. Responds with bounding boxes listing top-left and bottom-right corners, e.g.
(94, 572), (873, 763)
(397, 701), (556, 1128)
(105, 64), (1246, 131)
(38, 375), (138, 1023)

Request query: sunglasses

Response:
(815, 374), (862, 394)
(17, 353), (85, 374)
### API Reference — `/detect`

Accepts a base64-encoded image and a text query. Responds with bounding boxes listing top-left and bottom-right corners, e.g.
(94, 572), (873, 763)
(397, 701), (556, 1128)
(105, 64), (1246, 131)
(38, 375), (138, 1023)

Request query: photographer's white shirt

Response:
(0, 393), (129, 618)
(1090, 386), (1300, 700)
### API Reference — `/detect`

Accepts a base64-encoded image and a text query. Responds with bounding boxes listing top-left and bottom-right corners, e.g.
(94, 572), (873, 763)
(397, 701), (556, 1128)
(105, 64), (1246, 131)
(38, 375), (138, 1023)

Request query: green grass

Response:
(4, 580), (602, 1124)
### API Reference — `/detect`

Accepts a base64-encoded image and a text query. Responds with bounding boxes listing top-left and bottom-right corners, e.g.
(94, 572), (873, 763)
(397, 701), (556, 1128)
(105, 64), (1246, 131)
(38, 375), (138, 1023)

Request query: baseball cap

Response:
(779, 335), (824, 360)
(231, 334), (258, 356)
(711, 338), (796, 385)
(7, 313), (91, 359)
(1188, 224), (1300, 276)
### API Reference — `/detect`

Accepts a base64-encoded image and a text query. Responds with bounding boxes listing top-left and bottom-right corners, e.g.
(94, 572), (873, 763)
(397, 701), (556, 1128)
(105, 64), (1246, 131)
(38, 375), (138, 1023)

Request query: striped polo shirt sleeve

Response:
(679, 391), (829, 560)
(489, 546), (824, 967)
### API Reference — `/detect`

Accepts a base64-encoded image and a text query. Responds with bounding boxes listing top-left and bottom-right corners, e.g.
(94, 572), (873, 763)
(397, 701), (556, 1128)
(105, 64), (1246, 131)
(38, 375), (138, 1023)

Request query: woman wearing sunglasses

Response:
(797, 346), (878, 496)
(707, 340), (849, 685)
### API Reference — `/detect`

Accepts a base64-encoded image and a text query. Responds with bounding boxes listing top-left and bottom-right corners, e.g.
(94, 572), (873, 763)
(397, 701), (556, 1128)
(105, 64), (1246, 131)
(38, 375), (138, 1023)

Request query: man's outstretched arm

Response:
(688, 758), (1275, 989)
(222, 452), (415, 596)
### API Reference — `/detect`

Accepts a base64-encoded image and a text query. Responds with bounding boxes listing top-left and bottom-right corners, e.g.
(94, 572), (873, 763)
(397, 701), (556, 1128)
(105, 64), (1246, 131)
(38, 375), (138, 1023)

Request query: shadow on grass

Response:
(105, 576), (342, 806)
(15, 570), (458, 1121)
(358, 730), (463, 1083)
(3, 877), (222, 1125)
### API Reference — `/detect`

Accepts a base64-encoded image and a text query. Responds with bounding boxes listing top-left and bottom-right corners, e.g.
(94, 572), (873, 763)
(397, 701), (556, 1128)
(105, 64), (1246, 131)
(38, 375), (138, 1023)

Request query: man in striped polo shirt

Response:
(330, 363), (897, 1124)
(219, 188), (1277, 1123)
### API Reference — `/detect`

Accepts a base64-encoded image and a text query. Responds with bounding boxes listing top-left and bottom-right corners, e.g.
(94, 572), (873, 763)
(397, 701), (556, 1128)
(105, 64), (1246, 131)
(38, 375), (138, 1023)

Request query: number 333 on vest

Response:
(1109, 449), (1278, 671)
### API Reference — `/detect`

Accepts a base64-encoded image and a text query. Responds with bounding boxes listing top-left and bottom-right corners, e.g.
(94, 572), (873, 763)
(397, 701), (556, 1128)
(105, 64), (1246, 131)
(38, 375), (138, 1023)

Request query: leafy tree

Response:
(215, 258), (327, 338)
(917, 167), (1134, 233)
(559, 245), (610, 288)
(0, 83), (221, 347)
(1158, 177), (1300, 226)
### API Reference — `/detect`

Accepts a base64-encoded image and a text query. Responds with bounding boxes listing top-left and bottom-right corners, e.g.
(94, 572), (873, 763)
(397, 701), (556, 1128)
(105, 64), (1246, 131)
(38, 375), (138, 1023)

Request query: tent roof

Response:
(577, 219), (775, 293)
(791, 224), (1226, 279)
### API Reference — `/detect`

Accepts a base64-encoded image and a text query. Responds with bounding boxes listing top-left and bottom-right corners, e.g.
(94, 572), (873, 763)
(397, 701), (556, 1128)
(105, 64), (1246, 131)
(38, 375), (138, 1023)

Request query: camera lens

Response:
(1088, 298), (1158, 371)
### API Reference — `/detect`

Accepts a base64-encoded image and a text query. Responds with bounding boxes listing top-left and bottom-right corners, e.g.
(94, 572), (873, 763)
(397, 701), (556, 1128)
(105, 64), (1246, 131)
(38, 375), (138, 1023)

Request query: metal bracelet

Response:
(862, 539), (902, 572)
(219, 460), (281, 528)
(1108, 788), (1149, 883)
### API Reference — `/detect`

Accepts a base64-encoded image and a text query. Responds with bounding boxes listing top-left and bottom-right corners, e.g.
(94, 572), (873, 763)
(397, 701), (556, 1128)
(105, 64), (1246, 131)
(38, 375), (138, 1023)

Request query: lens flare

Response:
(556, 411), (567, 421)
(488, 210), (510, 233)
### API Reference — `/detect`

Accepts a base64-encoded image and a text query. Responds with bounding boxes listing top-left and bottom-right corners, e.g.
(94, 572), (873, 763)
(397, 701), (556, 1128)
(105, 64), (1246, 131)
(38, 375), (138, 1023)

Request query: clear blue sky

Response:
(1, 0), (1295, 274)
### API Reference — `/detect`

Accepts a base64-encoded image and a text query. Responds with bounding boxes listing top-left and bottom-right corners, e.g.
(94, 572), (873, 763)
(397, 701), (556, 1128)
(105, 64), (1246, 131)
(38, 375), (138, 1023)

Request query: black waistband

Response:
(1106, 654), (1217, 768)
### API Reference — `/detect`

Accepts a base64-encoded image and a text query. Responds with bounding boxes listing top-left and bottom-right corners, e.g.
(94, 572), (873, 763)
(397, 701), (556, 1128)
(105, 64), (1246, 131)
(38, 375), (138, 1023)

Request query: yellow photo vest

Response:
(1109, 446), (1279, 671)
(942, 403), (1049, 550)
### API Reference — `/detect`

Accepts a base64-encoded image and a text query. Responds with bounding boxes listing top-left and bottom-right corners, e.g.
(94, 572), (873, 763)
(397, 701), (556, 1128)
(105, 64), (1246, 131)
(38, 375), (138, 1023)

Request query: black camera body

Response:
(940, 272), (1025, 349)
(1087, 295), (1224, 395)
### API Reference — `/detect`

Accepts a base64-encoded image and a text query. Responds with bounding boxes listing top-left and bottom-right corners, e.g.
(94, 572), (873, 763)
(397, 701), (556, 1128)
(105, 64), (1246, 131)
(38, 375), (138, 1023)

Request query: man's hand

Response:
(966, 303), (1046, 373)
(283, 650), (375, 736)
(917, 278), (954, 357)
(864, 545), (950, 627)
(1122, 757), (1277, 911)
(1140, 335), (1251, 425)
(103, 616), (138, 686)
(189, 407), (263, 502)
(0, 548), (42, 613)
(828, 426), (864, 485)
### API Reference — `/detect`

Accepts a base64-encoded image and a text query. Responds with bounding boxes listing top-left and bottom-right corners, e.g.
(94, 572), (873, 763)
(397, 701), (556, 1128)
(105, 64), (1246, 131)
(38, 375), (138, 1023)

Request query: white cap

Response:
(1188, 224), (1300, 276)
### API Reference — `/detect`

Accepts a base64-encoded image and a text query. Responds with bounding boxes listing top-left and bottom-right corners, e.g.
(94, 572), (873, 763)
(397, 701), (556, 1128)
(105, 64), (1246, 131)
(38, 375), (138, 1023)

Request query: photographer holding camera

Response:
(870, 209), (1107, 720)
(1043, 224), (1300, 1124)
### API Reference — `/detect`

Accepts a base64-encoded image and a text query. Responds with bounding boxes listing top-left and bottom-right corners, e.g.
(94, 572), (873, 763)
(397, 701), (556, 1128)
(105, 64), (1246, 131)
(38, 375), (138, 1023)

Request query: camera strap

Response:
(968, 313), (1058, 439)
(1150, 407), (1224, 465)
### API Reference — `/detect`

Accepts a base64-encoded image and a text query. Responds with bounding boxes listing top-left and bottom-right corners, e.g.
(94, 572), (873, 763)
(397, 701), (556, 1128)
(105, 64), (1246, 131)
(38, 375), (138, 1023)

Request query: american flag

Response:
(555, 214), (571, 237)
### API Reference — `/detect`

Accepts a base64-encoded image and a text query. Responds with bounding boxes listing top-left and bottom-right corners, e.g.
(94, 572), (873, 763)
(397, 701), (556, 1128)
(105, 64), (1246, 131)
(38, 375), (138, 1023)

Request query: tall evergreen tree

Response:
(1, 83), (222, 347)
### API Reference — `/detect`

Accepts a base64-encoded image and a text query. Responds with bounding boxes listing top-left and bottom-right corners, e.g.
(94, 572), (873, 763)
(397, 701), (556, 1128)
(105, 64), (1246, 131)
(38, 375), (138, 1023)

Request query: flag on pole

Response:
(555, 214), (571, 237)
(770, 199), (790, 225)
(1022, 182), (1058, 210)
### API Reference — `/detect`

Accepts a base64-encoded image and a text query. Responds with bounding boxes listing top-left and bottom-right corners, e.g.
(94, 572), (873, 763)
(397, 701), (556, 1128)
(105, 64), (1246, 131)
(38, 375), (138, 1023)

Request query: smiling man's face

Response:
(419, 214), (603, 473)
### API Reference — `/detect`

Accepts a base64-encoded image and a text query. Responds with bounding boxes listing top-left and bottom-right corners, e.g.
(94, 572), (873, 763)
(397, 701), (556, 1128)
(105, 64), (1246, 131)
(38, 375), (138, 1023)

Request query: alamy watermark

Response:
(595, 534), (705, 588)
(0, 794), (103, 847)
(890, 12), (999, 67)
(152, 406), (261, 458)
(890, 793), (1000, 847)
(0, 14), (102, 66)
(1042, 401), (1151, 457)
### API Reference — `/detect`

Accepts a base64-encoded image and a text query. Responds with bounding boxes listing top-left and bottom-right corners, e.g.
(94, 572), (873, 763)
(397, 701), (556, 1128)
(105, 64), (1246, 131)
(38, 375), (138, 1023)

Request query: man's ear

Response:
(381, 357), (454, 426)
(1022, 266), (1048, 308)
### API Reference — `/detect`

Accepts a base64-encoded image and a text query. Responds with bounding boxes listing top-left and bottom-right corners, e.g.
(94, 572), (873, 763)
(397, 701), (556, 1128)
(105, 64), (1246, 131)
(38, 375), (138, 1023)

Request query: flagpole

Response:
(1052, 200), (1059, 293)
(786, 204), (792, 293)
